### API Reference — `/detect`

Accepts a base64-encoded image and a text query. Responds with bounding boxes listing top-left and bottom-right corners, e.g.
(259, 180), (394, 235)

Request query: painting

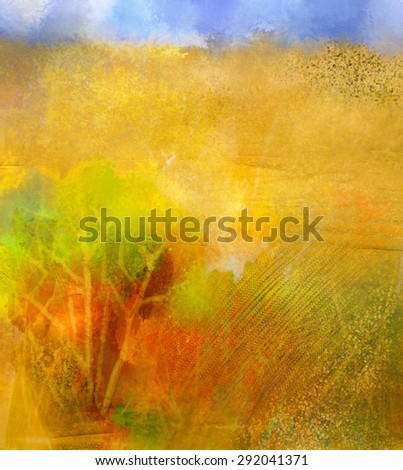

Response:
(0, 1), (401, 450)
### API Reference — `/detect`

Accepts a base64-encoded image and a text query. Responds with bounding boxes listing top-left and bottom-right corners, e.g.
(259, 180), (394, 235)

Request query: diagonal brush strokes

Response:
(0, 1), (402, 450)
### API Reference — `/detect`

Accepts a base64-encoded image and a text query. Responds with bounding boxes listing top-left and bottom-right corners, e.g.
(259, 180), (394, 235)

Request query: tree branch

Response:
(100, 244), (167, 415)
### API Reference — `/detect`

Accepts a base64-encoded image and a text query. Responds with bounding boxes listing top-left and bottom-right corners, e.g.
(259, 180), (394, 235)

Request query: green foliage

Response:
(112, 405), (135, 429)
(112, 405), (172, 449)
(170, 267), (234, 324)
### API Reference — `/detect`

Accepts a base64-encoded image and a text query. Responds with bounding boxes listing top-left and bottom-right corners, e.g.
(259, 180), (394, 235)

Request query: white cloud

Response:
(87, 0), (115, 22)
(367, 0), (403, 47)
(0, 0), (49, 34)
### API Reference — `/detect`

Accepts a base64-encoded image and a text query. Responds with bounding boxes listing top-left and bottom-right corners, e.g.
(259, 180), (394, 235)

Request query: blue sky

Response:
(0, 0), (402, 47)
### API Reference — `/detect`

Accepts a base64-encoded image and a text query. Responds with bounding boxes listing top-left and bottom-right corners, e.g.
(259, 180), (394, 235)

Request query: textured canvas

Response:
(0, 1), (402, 450)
